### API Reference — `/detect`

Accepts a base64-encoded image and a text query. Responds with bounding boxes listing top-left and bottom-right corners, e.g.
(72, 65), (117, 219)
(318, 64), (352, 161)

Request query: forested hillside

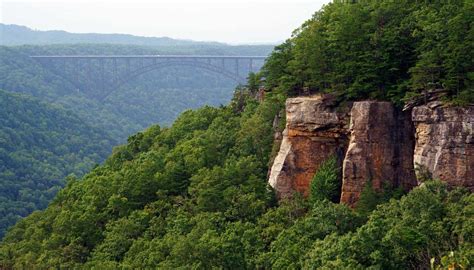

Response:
(0, 90), (117, 238)
(262, 0), (473, 104)
(1, 1), (472, 269)
(1, 89), (472, 269)
(0, 29), (272, 238)
(1, 43), (272, 139)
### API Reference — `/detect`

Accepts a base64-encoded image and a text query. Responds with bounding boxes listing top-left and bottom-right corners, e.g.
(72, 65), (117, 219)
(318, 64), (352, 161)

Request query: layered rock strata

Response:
(269, 96), (473, 205)
(412, 103), (474, 190)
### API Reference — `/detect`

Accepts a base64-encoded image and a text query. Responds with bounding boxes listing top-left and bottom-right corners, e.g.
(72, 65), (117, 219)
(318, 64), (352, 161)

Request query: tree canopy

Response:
(1, 1), (473, 269)
(1, 88), (472, 269)
(0, 90), (117, 238)
(261, 0), (473, 105)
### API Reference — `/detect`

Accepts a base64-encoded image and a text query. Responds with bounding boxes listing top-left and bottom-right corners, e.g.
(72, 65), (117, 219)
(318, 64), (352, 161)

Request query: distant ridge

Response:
(0, 23), (229, 46)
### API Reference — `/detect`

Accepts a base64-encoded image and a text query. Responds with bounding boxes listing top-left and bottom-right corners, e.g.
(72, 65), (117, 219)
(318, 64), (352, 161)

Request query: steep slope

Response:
(0, 90), (117, 238)
(261, 0), (473, 104)
(0, 46), (141, 139)
(0, 91), (283, 268)
(1, 1), (472, 269)
(0, 44), (272, 140)
(0, 89), (472, 269)
(0, 35), (272, 239)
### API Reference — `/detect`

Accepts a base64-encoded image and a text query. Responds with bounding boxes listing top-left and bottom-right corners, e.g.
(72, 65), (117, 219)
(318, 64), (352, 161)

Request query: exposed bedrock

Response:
(412, 103), (474, 190)
(340, 101), (417, 206)
(268, 95), (351, 198)
(269, 96), (473, 205)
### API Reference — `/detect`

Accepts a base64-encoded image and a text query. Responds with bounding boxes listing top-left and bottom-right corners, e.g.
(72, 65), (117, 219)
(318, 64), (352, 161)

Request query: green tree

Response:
(310, 155), (341, 203)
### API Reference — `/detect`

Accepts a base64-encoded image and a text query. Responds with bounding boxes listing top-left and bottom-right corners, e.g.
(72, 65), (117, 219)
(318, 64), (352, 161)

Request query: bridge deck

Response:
(31, 55), (267, 59)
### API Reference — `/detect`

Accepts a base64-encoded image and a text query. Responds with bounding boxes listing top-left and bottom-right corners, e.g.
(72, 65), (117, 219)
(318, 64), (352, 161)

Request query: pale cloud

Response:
(0, 0), (330, 44)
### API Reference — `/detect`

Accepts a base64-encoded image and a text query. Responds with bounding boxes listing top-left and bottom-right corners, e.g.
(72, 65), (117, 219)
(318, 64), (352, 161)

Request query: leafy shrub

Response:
(310, 155), (341, 203)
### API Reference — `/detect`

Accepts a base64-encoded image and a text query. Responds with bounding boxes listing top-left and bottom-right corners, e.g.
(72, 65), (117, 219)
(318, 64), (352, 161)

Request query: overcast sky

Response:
(0, 0), (330, 44)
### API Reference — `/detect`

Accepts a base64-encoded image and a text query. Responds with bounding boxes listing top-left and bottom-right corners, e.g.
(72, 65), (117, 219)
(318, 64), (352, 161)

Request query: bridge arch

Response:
(101, 60), (247, 100)
(31, 55), (267, 101)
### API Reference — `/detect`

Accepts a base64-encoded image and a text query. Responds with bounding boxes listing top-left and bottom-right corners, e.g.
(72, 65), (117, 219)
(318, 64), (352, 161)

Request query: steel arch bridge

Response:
(31, 55), (267, 100)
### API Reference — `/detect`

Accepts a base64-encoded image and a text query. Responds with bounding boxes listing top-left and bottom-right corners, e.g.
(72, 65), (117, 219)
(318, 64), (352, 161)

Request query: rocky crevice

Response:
(340, 101), (417, 206)
(268, 95), (350, 198)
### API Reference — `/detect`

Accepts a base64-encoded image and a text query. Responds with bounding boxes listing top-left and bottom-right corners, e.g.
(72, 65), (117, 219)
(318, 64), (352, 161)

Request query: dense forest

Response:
(0, 90), (117, 238)
(1, 89), (471, 269)
(262, 0), (473, 105)
(1, 43), (272, 140)
(1, 0), (473, 269)
(0, 35), (272, 236)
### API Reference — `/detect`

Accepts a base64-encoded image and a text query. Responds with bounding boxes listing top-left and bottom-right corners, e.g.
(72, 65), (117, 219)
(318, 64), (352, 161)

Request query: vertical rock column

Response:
(268, 95), (351, 199)
(340, 102), (417, 206)
(412, 104), (474, 190)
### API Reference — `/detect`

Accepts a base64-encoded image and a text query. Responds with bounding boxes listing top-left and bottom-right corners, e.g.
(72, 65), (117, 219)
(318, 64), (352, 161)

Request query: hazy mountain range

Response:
(0, 23), (272, 47)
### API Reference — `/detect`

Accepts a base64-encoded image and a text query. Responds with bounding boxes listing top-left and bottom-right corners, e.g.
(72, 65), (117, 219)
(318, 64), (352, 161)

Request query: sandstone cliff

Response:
(412, 103), (474, 190)
(340, 101), (417, 206)
(268, 96), (473, 206)
(268, 95), (350, 198)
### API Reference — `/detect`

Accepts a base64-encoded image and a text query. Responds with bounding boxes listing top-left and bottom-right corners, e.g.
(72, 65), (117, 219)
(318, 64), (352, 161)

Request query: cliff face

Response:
(340, 102), (417, 206)
(268, 96), (473, 206)
(268, 96), (350, 198)
(412, 103), (474, 190)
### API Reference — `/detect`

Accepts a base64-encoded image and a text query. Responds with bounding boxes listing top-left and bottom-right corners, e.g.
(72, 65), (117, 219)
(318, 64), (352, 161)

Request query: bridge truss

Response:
(31, 55), (267, 100)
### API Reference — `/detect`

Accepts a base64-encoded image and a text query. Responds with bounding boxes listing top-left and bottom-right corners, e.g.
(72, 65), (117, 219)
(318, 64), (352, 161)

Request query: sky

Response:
(0, 0), (330, 44)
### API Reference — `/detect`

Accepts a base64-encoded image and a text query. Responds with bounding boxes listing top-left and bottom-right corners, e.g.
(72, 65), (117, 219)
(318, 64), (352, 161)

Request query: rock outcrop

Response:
(412, 103), (474, 190)
(269, 96), (473, 205)
(340, 102), (417, 206)
(268, 95), (350, 198)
